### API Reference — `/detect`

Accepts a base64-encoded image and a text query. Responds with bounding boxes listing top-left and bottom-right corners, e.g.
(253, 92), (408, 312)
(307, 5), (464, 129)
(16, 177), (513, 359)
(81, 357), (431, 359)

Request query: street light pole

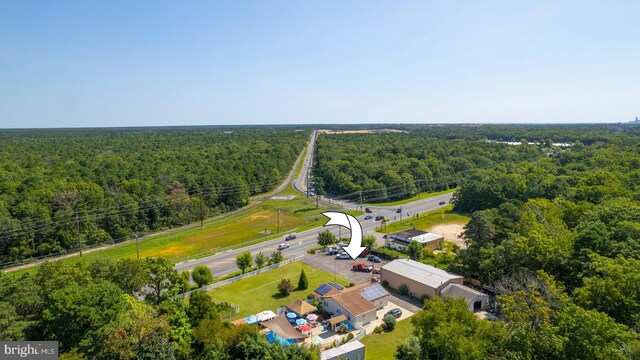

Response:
(277, 208), (280, 234)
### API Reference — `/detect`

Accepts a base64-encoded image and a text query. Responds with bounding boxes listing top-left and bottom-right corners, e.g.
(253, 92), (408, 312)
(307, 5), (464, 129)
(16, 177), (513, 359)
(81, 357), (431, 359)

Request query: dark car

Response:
(386, 308), (402, 318)
(364, 215), (373, 220)
(439, 201), (446, 205)
(364, 208), (373, 213)
(368, 255), (381, 263)
(396, 208), (402, 213)
(375, 215), (384, 221)
(285, 234), (297, 241)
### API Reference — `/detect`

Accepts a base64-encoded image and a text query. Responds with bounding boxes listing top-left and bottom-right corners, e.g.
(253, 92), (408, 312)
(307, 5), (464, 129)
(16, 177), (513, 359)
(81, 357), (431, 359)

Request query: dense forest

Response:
(0, 257), (319, 359)
(0, 127), (308, 265)
(313, 124), (640, 359)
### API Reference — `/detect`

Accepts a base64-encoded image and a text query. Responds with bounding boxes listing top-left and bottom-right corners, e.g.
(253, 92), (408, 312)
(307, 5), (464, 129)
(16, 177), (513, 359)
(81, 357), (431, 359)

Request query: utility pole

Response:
(199, 190), (204, 228)
(277, 208), (280, 234)
(400, 211), (403, 224)
(75, 209), (83, 257)
(316, 193), (319, 209)
(136, 234), (140, 260)
(359, 191), (362, 211)
(306, 170), (310, 198)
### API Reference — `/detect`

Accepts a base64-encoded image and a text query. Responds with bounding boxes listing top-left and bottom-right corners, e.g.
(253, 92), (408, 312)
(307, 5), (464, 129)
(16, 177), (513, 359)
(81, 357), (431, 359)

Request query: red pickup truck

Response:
(352, 263), (373, 272)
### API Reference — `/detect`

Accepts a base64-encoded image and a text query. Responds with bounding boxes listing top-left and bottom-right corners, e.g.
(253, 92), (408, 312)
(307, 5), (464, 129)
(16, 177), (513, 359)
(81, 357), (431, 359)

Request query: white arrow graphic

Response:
(322, 212), (366, 260)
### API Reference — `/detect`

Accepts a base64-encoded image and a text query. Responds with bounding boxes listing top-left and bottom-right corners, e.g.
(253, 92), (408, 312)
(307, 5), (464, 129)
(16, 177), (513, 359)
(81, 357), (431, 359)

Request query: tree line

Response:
(0, 128), (308, 264)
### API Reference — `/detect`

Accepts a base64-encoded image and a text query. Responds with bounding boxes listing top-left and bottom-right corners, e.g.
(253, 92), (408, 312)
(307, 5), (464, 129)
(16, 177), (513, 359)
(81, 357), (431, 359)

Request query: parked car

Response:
(364, 208), (373, 213)
(439, 201), (446, 205)
(327, 246), (339, 255)
(277, 244), (289, 250)
(358, 249), (370, 258)
(368, 255), (382, 263)
(364, 215), (373, 220)
(375, 215), (384, 221)
(336, 252), (351, 260)
(386, 308), (402, 318)
(396, 208), (402, 213)
(285, 234), (297, 241)
(309, 192), (315, 197)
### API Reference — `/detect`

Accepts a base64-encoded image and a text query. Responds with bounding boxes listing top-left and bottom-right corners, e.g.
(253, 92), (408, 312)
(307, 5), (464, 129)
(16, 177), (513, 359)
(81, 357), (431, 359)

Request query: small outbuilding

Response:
(321, 340), (365, 360)
(441, 283), (489, 313)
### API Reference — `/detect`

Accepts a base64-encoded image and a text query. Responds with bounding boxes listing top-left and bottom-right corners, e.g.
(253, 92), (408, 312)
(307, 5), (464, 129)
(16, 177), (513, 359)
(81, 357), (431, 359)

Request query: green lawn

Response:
(208, 262), (349, 318)
(361, 317), (415, 359)
(11, 196), (360, 276)
(366, 188), (457, 206)
(379, 205), (469, 234)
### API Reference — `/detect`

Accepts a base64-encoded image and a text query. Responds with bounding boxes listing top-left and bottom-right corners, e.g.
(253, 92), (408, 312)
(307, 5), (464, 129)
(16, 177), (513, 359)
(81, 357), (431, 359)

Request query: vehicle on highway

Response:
(352, 262), (373, 272)
(336, 251), (351, 260)
(368, 255), (382, 263)
(364, 208), (373, 213)
(439, 201), (446, 205)
(309, 192), (315, 197)
(396, 208), (402, 213)
(285, 234), (297, 241)
(386, 308), (402, 318)
(375, 215), (384, 221)
(364, 215), (373, 220)
(277, 244), (289, 250)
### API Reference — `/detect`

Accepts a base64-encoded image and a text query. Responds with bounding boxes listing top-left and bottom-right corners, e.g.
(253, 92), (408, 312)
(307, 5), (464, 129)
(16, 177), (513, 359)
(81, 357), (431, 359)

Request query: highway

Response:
(174, 192), (454, 276)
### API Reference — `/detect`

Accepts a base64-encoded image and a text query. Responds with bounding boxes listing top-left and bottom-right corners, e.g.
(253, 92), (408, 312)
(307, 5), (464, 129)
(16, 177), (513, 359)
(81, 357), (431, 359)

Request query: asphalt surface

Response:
(174, 192), (454, 276)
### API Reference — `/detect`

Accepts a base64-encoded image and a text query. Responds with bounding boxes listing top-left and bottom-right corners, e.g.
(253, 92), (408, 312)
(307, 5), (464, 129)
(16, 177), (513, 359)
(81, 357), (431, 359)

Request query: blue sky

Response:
(1, 1), (638, 128)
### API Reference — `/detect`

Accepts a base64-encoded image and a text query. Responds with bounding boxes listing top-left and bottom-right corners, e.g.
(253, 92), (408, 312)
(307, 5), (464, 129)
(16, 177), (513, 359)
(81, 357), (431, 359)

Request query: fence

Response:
(181, 255), (305, 297)
(353, 328), (367, 342)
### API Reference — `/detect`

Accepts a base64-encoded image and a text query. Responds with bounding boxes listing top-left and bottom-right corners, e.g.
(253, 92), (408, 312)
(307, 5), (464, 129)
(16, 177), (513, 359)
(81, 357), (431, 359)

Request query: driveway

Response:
(361, 301), (414, 335)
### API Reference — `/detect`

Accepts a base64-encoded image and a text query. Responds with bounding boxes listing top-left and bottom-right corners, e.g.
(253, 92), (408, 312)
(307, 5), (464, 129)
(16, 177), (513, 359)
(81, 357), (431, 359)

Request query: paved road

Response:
(293, 129), (317, 196)
(175, 192), (454, 276)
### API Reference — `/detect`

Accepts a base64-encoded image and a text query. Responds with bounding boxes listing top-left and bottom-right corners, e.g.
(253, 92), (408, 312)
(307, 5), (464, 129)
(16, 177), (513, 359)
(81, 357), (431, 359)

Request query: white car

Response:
(277, 244), (289, 250)
(336, 251), (350, 260)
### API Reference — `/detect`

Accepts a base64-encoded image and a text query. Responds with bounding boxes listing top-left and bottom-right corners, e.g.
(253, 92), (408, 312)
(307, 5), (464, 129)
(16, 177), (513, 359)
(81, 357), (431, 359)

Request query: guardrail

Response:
(181, 255), (305, 297)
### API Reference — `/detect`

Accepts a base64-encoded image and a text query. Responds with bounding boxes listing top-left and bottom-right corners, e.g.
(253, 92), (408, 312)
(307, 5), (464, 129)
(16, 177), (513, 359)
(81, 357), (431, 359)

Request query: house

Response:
(380, 259), (463, 299)
(321, 340), (365, 360)
(441, 283), (489, 313)
(313, 281), (390, 329)
(385, 228), (444, 251)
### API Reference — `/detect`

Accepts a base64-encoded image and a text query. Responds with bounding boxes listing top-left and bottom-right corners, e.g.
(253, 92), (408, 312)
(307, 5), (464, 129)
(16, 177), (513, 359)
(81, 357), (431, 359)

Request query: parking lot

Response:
(303, 249), (390, 284)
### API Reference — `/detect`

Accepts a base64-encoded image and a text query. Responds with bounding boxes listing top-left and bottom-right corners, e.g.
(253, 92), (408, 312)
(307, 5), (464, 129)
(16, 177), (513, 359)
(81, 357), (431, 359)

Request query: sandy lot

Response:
(429, 223), (466, 249)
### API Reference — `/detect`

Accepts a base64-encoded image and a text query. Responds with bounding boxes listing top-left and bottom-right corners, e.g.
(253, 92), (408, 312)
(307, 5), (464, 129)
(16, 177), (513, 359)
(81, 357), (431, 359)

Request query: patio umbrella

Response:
(296, 318), (307, 326)
(306, 314), (318, 321)
(286, 312), (297, 319)
(299, 324), (312, 332)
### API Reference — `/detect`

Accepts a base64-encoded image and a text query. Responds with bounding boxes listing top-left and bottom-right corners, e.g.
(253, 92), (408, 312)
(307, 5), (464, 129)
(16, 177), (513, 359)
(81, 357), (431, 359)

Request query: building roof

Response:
(313, 282), (345, 297)
(332, 289), (377, 317)
(360, 283), (389, 302)
(390, 228), (427, 239)
(260, 313), (307, 340)
(382, 259), (463, 289)
(286, 299), (318, 315)
(441, 283), (488, 303)
(231, 318), (247, 326)
(327, 314), (348, 325)
(321, 340), (365, 360)
(410, 233), (444, 244)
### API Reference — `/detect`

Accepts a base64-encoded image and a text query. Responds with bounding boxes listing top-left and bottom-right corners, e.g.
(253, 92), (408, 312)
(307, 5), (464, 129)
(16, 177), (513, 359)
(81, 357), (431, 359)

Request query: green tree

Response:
(298, 269), (308, 290)
(383, 314), (396, 331)
(192, 265), (214, 288)
(396, 336), (422, 360)
(113, 258), (147, 295)
(362, 234), (377, 251)
(187, 291), (218, 326)
(270, 250), (283, 264)
(179, 270), (191, 293)
(143, 257), (179, 305)
(278, 279), (293, 297)
(235, 251), (253, 274)
(317, 230), (337, 247)
(255, 251), (267, 270)
(406, 241), (423, 261)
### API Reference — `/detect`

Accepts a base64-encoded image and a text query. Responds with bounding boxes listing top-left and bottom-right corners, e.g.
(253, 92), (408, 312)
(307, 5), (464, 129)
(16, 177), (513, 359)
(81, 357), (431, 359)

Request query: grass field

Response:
(378, 205), (470, 233)
(11, 196), (361, 275)
(208, 262), (349, 318)
(366, 188), (457, 206)
(361, 317), (415, 359)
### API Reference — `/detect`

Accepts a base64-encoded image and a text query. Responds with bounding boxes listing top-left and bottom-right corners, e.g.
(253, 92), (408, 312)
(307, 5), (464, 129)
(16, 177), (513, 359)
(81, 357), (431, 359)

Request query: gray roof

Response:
(390, 228), (427, 239)
(441, 283), (488, 303)
(382, 259), (463, 289)
(321, 340), (365, 360)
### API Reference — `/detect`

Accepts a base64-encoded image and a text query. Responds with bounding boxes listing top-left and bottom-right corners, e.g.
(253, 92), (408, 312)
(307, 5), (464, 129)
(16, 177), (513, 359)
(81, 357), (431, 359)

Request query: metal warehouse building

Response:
(380, 259), (463, 299)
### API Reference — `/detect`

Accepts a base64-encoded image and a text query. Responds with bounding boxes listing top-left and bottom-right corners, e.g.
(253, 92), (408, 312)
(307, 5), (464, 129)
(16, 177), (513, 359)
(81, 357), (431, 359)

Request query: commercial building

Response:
(380, 259), (463, 299)
(385, 228), (444, 251)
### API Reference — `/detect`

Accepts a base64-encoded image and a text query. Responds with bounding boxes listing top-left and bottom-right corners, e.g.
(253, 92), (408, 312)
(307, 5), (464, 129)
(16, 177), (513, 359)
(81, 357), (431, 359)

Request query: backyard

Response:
(361, 317), (415, 359)
(208, 261), (349, 318)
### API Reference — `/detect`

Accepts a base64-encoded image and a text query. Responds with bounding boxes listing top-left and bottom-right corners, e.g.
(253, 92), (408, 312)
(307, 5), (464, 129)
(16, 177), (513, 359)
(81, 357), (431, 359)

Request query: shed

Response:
(321, 340), (365, 360)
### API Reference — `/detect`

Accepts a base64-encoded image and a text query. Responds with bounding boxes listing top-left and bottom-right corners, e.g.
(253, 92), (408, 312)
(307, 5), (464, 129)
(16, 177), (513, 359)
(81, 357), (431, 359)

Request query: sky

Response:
(1, 1), (639, 128)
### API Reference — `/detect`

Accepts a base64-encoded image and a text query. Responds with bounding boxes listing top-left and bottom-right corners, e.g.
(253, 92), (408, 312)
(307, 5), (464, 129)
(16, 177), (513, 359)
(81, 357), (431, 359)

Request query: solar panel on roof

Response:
(315, 283), (332, 295)
(330, 283), (344, 290)
(361, 283), (389, 301)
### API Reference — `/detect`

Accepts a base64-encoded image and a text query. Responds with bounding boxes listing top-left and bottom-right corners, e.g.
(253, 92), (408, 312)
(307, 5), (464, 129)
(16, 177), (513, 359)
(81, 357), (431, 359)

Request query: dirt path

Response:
(429, 223), (466, 249)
